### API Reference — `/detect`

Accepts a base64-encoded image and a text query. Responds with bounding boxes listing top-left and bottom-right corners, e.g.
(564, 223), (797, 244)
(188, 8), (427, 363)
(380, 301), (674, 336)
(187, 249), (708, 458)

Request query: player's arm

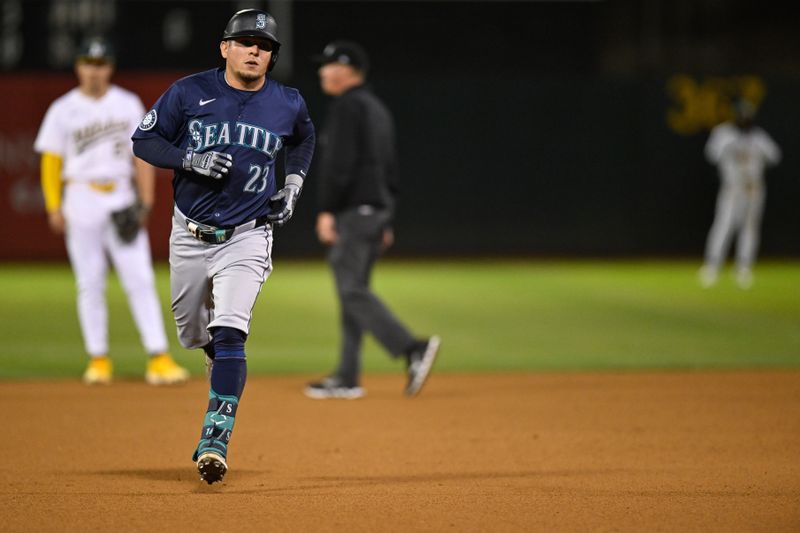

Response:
(34, 102), (68, 234)
(704, 125), (732, 165)
(40, 152), (65, 234)
(133, 135), (232, 179)
(704, 126), (722, 164)
(131, 85), (185, 170)
(131, 135), (184, 170)
(268, 96), (316, 227)
(131, 84), (232, 179)
(759, 131), (782, 166)
(283, 96), (316, 183)
(133, 156), (155, 223)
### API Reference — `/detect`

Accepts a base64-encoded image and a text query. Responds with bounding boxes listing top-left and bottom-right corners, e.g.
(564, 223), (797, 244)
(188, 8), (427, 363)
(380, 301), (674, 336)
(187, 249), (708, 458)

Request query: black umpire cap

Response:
(76, 36), (115, 63)
(313, 40), (369, 73)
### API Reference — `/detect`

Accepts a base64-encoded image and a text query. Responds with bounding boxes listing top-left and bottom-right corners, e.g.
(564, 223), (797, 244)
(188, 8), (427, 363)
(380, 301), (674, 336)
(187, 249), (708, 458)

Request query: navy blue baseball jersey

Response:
(132, 68), (314, 227)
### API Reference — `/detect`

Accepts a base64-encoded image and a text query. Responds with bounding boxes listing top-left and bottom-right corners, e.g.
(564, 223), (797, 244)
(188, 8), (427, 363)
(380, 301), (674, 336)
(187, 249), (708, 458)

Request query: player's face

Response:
(74, 58), (113, 96)
(318, 63), (358, 96)
(221, 38), (272, 87)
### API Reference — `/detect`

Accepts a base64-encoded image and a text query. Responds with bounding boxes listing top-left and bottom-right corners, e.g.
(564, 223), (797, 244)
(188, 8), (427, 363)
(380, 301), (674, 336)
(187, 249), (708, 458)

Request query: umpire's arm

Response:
(316, 98), (360, 213)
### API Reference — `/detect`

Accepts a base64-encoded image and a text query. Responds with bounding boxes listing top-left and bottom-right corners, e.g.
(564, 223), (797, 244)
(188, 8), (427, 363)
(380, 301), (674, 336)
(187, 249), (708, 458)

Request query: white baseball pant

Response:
(62, 183), (169, 357)
(168, 209), (273, 350)
(704, 183), (765, 272)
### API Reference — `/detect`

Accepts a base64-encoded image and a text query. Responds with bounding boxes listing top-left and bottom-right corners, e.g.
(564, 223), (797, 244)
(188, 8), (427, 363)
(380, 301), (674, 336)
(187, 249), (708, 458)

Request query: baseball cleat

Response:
(83, 356), (113, 385)
(304, 376), (365, 399)
(404, 335), (441, 397)
(698, 265), (718, 288)
(197, 452), (227, 485)
(736, 268), (754, 289)
(145, 353), (190, 385)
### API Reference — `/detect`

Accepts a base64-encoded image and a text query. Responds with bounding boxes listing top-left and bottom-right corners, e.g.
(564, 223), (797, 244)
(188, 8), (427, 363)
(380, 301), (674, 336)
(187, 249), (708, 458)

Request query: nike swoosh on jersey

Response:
(199, 98), (217, 106)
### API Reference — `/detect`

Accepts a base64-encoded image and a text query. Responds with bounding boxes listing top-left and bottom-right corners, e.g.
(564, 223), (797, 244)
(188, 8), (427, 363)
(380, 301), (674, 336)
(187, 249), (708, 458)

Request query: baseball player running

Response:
(33, 36), (188, 386)
(699, 99), (781, 289)
(132, 9), (315, 484)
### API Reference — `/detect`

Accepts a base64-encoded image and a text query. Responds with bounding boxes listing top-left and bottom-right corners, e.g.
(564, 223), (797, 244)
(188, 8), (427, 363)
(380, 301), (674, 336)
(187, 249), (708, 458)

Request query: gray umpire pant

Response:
(330, 207), (415, 383)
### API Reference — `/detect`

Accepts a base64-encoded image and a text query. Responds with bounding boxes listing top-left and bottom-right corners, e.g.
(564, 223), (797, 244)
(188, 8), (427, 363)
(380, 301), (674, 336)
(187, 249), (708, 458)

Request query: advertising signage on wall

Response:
(666, 75), (766, 136)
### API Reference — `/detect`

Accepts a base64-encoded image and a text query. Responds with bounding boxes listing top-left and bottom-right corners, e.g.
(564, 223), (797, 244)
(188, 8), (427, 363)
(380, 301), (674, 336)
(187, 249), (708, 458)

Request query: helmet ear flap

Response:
(268, 47), (280, 71)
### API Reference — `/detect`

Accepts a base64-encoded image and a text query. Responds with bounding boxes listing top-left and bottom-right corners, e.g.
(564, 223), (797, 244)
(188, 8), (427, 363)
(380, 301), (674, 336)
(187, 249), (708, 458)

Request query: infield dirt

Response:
(2, 371), (799, 532)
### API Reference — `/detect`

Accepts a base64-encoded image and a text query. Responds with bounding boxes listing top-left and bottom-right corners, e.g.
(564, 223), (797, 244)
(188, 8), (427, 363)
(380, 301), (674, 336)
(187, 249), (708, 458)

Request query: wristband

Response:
(285, 173), (304, 193)
(183, 148), (194, 171)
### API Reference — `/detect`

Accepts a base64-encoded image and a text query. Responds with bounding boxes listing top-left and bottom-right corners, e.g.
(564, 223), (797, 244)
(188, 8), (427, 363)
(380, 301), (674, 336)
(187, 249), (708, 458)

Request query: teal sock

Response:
(192, 388), (239, 461)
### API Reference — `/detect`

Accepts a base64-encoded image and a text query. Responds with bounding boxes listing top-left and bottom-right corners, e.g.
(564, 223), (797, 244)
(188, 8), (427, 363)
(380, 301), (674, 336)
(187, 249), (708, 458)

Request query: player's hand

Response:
(316, 212), (338, 245)
(47, 210), (66, 235)
(183, 148), (233, 179)
(381, 227), (394, 251)
(138, 204), (152, 227)
(267, 183), (301, 227)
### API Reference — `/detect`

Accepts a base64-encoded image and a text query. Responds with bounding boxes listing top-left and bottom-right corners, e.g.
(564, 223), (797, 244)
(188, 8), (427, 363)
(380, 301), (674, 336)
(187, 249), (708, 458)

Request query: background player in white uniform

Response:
(33, 37), (188, 385)
(699, 99), (782, 289)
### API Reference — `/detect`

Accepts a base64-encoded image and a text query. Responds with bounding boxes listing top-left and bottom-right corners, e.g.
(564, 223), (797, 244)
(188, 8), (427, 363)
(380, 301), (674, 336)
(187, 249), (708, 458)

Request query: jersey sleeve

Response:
(757, 130), (782, 166)
(284, 93), (315, 178)
(131, 82), (189, 170)
(704, 125), (732, 165)
(132, 81), (186, 143)
(33, 102), (66, 156)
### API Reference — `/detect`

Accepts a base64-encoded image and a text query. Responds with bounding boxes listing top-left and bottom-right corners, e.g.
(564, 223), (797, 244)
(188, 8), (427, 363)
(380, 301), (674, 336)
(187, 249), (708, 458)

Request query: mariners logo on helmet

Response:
(139, 109), (157, 131)
(256, 13), (267, 29)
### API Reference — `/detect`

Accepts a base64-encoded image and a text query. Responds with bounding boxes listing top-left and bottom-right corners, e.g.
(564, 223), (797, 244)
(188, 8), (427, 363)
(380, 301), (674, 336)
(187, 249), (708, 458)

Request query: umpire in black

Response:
(305, 40), (440, 399)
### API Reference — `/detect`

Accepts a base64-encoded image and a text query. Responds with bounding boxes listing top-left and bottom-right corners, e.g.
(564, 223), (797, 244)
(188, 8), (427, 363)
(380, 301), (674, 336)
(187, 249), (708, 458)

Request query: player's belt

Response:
(88, 181), (116, 193)
(65, 179), (117, 193)
(174, 206), (270, 245)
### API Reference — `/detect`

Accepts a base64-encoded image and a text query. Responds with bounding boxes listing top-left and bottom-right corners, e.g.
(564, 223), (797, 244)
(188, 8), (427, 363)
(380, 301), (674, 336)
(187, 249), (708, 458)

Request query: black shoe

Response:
(304, 376), (365, 399)
(404, 335), (441, 397)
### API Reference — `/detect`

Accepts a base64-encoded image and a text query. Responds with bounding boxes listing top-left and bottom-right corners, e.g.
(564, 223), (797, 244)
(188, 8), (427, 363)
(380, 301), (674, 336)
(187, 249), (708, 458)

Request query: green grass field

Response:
(2, 259), (798, 379)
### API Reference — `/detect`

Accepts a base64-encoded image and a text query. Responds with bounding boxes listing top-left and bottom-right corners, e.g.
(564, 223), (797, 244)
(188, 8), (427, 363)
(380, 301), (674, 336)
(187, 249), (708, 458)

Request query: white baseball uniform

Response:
(703, 121), (781, 274)
(34, 85), (169, 357)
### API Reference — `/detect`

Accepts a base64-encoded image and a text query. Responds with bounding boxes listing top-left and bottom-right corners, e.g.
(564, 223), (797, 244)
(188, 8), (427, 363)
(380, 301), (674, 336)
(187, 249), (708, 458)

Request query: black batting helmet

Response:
(222, 9), (281, 71)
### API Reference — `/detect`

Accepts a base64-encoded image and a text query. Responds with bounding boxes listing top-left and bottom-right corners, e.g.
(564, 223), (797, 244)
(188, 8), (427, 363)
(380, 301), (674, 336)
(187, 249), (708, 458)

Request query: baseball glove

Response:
(111, 202), (145, 243)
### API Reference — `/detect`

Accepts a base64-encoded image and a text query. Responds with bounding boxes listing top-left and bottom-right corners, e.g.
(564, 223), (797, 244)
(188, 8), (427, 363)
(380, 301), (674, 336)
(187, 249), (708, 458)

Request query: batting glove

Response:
(183, 148), (233, 179)
(267, 174), (304, 227)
